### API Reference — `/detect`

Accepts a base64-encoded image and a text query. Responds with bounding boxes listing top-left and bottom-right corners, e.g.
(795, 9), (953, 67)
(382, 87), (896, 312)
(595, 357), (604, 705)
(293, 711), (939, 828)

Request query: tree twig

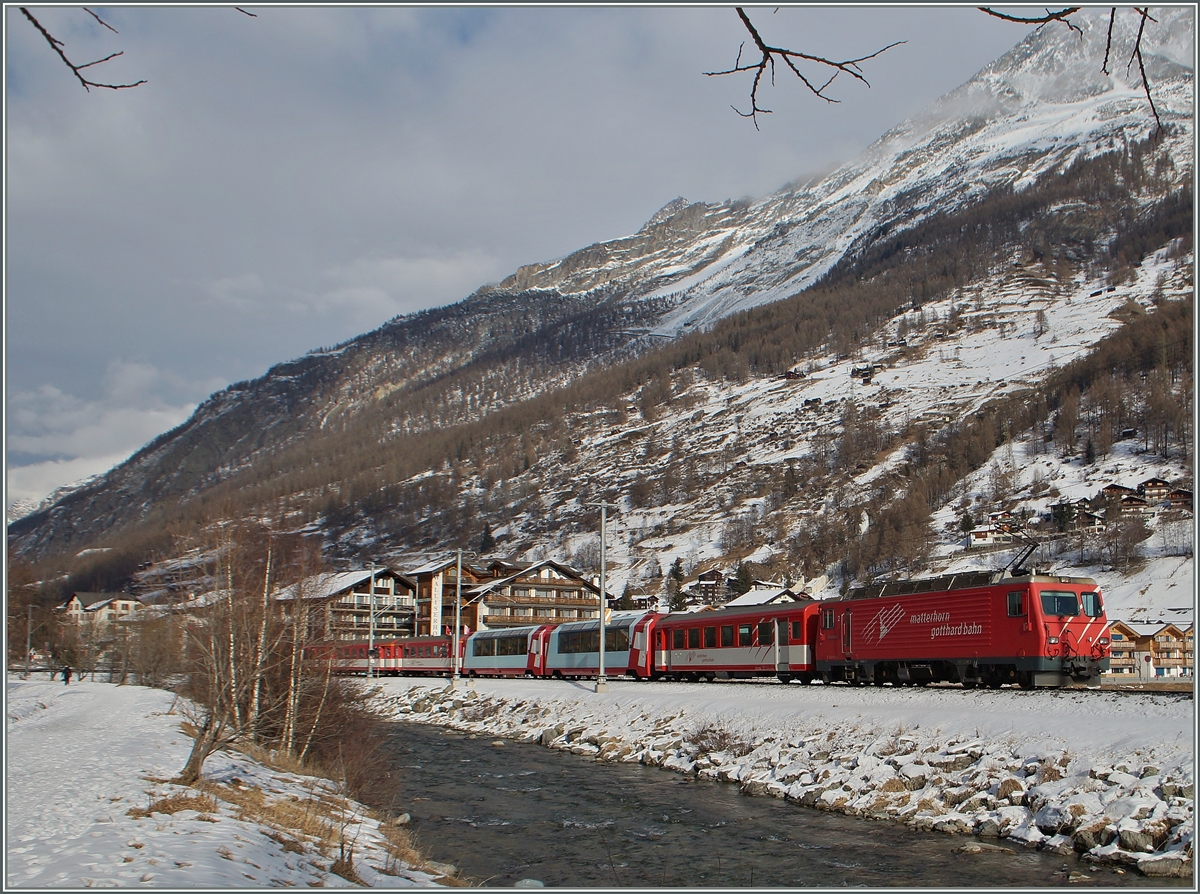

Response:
(978, 6), (1083, 35)
(1128, 7), (1163, 134)
(979, 6), (1164, 135)
(705, 7), (904, 129)
(19, 7), (146, 91)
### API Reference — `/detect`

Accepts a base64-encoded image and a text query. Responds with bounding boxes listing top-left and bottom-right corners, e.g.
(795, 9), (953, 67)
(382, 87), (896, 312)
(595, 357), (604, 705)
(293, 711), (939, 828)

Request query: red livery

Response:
(814, 571), (1109, 688)
(320, 568), (1109, 690)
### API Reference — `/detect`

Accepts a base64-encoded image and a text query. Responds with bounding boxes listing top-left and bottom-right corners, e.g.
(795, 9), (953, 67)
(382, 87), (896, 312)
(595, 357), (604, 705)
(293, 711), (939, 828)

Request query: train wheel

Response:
(1017, 672), (1035, 690)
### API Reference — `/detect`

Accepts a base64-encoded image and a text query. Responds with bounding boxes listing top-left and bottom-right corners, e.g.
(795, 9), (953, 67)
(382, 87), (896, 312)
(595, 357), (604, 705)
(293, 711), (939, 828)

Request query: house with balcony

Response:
(1106, 620), (1194, 678)
(273, 568), (417, 642)
(463, 559), (601, 630)
(407, 556), (491, 637)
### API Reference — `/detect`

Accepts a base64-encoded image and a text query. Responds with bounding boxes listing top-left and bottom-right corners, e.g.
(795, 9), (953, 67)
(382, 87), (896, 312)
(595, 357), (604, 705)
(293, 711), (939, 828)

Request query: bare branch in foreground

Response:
(981, 6), (1164, 137)
(706, 6), (904, 129)
(19, 7), (146, 91)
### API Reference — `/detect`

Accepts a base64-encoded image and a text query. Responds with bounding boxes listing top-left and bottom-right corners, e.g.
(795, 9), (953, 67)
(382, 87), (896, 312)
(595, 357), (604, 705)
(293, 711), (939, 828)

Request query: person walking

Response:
(62, 665), (72, 685)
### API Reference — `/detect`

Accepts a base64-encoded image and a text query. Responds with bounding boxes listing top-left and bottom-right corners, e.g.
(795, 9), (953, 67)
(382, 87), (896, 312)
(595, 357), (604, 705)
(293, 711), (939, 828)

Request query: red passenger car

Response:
(652, 601), (820, 683)
(814, 571), (1110, 688)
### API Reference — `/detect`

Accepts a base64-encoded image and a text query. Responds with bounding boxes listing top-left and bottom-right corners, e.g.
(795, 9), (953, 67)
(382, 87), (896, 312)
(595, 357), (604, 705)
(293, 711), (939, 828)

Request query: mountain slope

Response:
(8, 8), (1193, 569)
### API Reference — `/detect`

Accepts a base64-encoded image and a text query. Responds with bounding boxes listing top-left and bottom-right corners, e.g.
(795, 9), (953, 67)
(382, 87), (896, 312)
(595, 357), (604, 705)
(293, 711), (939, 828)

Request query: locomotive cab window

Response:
(821, 608), (835, 630)
(1040, 590), (1080, 617)
(1007, 591), (1026, 617)
(1081, 591), (1103, 618)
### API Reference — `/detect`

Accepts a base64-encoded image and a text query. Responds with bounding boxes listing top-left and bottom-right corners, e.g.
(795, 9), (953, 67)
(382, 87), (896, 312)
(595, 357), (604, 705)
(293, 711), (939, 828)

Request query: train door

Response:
(528, 631), (541, 675)
(842, 610), (852, 658)
(775, 618), (790, 674)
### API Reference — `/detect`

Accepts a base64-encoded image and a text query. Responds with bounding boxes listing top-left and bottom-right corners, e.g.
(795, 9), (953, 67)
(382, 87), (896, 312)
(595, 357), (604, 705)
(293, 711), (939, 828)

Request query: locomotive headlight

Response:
(1047, 636), (1060, 644)
(1098, 637), (1109, 645)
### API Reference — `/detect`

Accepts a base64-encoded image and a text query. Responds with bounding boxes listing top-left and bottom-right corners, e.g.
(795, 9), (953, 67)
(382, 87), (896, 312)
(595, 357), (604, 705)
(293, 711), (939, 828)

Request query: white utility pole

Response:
(367, 562), (377, 679)
(587, 500), (617, 693)
(452, 548), (463, 688)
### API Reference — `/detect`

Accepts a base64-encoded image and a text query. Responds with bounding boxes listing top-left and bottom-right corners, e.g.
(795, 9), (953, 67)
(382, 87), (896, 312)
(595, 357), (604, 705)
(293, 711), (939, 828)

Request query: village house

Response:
(408, 557), (490, 637)
(684, 569), (726, 606)
(965, 525), (1015, 547)
(464, 559), (601, 630)
(274, 568), (417, 642)
(1137, 477), (1173, 503)
(1106, 620), (1195, 679)
(57, 592), (145, 630)
(1166, 489), (1193, 512)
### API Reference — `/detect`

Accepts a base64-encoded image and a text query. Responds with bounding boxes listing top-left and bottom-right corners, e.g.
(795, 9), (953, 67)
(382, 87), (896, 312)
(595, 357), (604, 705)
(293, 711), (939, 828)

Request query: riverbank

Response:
(371, 677), (1194, 880)
(5, 677), (457, 888)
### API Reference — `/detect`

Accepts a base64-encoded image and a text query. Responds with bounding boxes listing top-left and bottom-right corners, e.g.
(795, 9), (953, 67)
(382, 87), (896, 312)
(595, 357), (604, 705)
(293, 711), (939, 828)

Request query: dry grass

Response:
(686, 721), (755, 758)
(879, 777), (908, 793)
(126, 792), (218, 819)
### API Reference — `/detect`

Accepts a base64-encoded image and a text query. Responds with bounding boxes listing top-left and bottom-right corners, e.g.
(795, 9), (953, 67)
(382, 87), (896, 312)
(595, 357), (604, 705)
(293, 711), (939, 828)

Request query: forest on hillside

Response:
(9, 140), (1193, 601)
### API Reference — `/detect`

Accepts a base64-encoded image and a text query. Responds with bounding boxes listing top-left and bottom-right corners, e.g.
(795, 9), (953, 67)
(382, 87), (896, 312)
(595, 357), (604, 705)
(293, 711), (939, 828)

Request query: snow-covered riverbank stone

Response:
(372, 680), (1193, 878)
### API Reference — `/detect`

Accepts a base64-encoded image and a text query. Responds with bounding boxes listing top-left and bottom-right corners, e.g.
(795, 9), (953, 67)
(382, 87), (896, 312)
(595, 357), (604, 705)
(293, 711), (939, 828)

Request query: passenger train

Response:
(325, 569), (1111, 689)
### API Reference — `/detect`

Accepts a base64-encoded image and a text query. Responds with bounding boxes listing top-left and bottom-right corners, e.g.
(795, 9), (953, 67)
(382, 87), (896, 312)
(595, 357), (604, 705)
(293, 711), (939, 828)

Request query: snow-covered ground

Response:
(374, 675), (1194, 879)
(5, 677), (450, 888)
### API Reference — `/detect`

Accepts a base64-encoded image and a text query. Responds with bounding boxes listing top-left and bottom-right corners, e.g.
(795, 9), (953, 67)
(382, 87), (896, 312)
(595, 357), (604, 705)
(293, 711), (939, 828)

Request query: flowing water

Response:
(365, 722), (1183, 888)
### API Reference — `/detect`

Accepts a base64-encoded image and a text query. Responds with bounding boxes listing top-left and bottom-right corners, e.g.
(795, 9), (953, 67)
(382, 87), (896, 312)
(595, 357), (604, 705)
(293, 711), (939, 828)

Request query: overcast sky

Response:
(5, 4), (1035, 512)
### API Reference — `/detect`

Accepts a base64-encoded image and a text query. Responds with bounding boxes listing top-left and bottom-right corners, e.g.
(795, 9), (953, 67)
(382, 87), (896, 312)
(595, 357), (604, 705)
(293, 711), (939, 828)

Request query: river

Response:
(365, 721), (1180, 888)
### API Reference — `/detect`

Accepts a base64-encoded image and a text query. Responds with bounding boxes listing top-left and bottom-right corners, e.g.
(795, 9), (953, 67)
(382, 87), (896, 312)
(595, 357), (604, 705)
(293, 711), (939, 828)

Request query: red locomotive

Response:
(813, 570), (1110, 688)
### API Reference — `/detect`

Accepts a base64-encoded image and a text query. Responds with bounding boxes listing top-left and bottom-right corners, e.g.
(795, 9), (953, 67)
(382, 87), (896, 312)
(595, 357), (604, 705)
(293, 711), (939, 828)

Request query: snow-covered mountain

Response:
(8, 7), (1194, 583)
(486, 8), (1193, 331)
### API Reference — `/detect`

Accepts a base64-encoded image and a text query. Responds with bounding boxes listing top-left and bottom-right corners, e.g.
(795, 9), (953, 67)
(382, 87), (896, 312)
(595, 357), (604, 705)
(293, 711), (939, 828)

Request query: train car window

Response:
(474, 639), (496, 657)
(821, 608), (835, 630)
(687, 628), (700, 649)
(721, 625), (734, 647)
(498, 636), (525, 656)
(791, 620), (803, 641)
(606, 627), (630, 652)
(1040, 591), (1080, 617)
(673, 629), (685, 650)
(758, 622), (774, 645)
(1007, 591), (1025, 617)
(738, 625), (753, 647)
(703, 627), (717, 649)
(1081, 592), (1103, 618)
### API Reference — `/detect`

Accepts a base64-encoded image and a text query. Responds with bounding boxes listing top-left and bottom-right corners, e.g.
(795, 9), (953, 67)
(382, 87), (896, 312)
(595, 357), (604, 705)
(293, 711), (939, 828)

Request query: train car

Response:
(652, 600), (821, 683)
(814, 570), (1111, 688)
(462, 624), (555, 677)
(394, 635), (457, 676)
(544, 611), (659, 679)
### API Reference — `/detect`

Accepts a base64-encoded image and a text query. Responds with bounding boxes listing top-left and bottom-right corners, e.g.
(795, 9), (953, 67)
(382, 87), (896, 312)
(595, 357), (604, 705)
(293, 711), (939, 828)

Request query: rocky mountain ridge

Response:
(8, 8), (1193, 576)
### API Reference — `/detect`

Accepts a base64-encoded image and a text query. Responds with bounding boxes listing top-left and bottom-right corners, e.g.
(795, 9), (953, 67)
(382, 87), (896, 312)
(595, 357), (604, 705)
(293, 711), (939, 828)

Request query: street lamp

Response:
(587, 500), (617, 693)
(367, 562), (377, 679)
(452, 548), (463, 688)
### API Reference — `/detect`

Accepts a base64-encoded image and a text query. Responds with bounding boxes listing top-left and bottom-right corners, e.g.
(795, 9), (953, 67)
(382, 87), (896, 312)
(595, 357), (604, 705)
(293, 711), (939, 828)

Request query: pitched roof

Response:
(464, 559), (597, 597)
(62, 592), (138, 610)
(274, 568), (404, 602)
(724, 589), (797, 607)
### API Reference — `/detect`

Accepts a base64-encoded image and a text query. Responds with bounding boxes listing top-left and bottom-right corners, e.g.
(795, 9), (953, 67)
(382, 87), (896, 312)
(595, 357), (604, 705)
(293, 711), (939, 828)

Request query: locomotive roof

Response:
(846, 571), (1099, 600)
